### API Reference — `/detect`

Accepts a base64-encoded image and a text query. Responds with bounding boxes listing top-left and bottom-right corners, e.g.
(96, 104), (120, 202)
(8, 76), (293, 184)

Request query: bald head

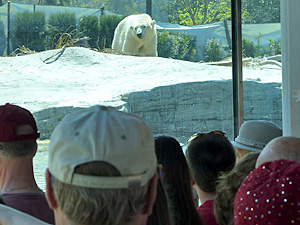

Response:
(256, 136), (300, 168)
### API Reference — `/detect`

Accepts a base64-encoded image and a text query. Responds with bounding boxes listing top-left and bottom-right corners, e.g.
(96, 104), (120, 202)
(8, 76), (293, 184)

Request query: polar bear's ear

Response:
(152, 20), (156, 26)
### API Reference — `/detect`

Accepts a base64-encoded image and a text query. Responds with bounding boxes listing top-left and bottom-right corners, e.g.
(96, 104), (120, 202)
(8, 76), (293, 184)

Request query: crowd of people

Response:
(0, 102), (299, 225)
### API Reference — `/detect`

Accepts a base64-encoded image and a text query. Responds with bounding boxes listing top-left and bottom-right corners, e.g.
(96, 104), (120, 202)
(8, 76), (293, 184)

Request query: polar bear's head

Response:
(130, 20), (156, 39)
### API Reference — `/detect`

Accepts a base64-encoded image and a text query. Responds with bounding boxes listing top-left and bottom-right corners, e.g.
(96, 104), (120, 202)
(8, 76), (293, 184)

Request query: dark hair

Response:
(147, 178), (173, 225)
(186, 132), (236, 193)
(214, 152), (260, 225)
(155, 135), (203, 225)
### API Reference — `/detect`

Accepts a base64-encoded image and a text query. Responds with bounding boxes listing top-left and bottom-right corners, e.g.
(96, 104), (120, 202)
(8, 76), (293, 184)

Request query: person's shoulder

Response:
(2, 192), (46, 199)
(199, 200), (214, 208)
(198, 200), (219, 225)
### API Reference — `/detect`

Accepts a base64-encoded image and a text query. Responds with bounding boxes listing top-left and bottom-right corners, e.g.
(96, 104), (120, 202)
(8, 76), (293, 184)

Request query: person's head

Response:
(231, 120), (282, 162)
(186, 131), (236, 194)
(256, 136), (300, 168)
(214, 152), (260, 225)
(0, 103), (40, 159)
(234, 159), (300, 225)
(45, 105), (158, 225)
(155, 135), (203, 225)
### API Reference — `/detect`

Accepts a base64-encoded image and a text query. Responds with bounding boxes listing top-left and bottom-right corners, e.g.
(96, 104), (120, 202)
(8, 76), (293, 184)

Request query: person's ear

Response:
(45, 168), (58, 210)
(143, 173), (158, 215)
(33, 142), (38, 157)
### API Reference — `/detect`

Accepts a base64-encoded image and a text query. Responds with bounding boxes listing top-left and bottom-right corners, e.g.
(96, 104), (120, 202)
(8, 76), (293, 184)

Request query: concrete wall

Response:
(33, 80), (282, 144)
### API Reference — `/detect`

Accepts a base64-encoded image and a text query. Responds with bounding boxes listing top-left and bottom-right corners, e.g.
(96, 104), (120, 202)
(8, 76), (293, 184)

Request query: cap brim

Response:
(231, 141), (262, 152)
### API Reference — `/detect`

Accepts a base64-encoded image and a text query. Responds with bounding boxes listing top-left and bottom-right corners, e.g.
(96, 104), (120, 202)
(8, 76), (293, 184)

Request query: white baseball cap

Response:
(48, 105), (157, 189)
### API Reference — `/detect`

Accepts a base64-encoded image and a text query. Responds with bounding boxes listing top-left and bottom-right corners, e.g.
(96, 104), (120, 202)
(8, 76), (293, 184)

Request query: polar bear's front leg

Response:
(122, 38), (143, 56)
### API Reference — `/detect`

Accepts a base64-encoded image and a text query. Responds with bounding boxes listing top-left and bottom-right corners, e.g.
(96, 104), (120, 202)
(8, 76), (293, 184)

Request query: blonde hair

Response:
(51, 161), (150, 225)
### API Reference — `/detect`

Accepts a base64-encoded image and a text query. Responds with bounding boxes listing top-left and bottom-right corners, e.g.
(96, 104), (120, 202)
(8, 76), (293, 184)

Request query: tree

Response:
(42, 0), (71, 6)
(179, 0), (232, 25)
(160, 0), (279, 25)
(159, 0), (234, 26)
(242, 0), (280, 24)
(105, 0), (137, 15)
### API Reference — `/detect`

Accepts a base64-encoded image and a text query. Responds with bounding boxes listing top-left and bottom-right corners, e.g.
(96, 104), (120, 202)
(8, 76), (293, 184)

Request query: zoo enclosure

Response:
(0, 2), (281, 61)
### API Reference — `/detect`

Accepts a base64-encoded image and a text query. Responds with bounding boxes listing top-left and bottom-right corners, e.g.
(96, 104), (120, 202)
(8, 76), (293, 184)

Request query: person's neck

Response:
(0, 157), (42, 194)
(194, 185), (216, 204)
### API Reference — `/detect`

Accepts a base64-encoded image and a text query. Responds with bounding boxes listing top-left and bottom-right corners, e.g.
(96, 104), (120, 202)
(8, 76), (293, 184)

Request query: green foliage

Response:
(158, 0), (181, 23)
(242, 0), (280, 24)
(242, 37), (255, 57)
(242, 35), (281, 58)
(157, 29), (172, 58)
(43, 0), (71, 6)
(179, 0), (231, 25)
(160, 0), (279, 25)
(171, 32), (197, 61)
(159, 0), (248, 26)
(98, 15), (124, 49)
(79, 15), (99, 48)
(265, 38), (281, 56)
(255, 33), (262, 57)
(204, 36), (222, 62)
(105, 0), (137, 15)
(157, 29), (197, 62)
(12, 11), (46, 51)
(47, 12), (77, 49)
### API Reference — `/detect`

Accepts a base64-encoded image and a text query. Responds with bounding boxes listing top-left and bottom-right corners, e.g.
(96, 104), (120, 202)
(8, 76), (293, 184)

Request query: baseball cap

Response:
(48, 105), (157, 189)
(234, 159), (300, 224)
(0, 103), (40, 142)
(231, 120), (282, 152)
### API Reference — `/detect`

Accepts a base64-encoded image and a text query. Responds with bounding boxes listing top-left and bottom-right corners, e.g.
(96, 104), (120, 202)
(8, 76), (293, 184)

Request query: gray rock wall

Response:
(122, 80), (282, 144)
(34, 80), (282, 143)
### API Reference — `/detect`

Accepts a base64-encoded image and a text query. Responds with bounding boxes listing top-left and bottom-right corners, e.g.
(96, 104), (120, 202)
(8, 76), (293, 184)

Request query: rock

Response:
(33, 80), (282, 143)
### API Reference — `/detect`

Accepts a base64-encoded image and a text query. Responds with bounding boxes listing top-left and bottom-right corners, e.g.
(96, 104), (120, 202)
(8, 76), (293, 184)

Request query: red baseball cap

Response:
(234, 159), (300, 224)
(0, 103), (40, 142)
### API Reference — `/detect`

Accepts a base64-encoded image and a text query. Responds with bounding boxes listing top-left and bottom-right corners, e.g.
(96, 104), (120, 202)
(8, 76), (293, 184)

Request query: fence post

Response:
(146, 0), (152, 17)
(231, 0), (243, 138)
(7, 1), (10, 55)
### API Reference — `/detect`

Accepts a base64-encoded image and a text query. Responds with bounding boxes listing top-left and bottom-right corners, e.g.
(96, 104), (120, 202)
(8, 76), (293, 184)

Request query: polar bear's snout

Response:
(136, 27), (144, 39)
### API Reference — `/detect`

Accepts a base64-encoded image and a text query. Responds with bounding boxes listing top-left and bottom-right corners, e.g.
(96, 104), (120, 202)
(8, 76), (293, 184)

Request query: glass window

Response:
(0, 0), (281, 191)
(241, 0), (282, 126)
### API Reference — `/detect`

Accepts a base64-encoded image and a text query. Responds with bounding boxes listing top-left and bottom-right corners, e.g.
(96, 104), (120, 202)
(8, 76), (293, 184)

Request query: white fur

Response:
(112, 14), (157, 57)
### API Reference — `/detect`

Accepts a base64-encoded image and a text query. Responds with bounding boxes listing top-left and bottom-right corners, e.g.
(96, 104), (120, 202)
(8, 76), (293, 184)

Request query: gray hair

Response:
(0, 139), (36, 158)
(0, 124), (37, 158)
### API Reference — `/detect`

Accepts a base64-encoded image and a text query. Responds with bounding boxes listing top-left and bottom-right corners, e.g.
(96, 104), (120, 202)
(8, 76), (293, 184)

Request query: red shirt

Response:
(2, 192), (55, 224)
(197, 200), (219, 225)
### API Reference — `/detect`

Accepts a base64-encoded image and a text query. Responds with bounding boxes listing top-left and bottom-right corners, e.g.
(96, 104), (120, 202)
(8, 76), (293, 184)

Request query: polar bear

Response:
(112, 14), (157, 57)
